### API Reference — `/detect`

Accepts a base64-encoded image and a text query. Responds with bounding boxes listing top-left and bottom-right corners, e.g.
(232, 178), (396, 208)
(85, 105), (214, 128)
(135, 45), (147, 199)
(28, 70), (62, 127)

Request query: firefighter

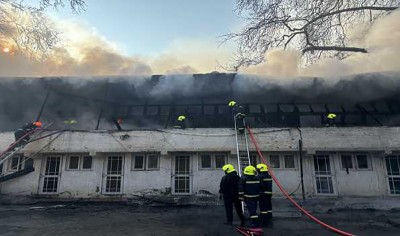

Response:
(177, 115), (186, 129)
(228, 101), (246, 133)
(14, 121), (42, 147)
(219, 164), (245, 226)
(327, 113), (336, 127)
(239, 165), (260, 228)
(256, 163), (273, 226)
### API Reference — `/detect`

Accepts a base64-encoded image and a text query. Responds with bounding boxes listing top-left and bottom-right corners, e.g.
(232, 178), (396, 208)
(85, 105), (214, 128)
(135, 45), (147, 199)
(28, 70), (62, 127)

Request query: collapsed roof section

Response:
(0, 72), (399, 131)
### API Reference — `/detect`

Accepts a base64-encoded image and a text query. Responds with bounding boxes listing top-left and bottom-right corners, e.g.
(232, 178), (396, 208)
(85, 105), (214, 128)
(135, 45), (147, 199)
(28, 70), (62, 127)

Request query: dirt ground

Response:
(0, 203), (399, 236)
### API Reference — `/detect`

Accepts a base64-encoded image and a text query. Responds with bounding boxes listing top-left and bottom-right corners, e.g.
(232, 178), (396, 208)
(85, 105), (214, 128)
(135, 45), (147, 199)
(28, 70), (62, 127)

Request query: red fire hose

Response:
(247, 127), (355, 236)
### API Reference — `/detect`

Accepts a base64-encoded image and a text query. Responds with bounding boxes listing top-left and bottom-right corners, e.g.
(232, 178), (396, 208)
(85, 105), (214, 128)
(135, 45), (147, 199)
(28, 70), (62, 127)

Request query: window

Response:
(386, 155), (400, 195)
(147, 154), (159, 169)
(199, 153), (226, 170)
(269, 155), (280, 168)
(9, 155), (24, 171)
(200, 154), (212, 169)
(0, 163), (3, 175)
(67, 155), (93, 171)
(341, 155), (353, 169)
(131, 153), (160, 171)
(132, 154), (145, 170)
(340, 154), (371, 171)
(215, 154), (226, 169)
(68, 156), (79, 170)
(356, 154), (369, 169)
(82, 156), (93, 169)
(284, 155), (295, 169)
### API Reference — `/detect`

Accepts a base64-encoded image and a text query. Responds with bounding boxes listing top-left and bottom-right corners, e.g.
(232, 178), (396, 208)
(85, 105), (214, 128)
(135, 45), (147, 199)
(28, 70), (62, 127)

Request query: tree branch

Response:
(302, 46), (368, 54)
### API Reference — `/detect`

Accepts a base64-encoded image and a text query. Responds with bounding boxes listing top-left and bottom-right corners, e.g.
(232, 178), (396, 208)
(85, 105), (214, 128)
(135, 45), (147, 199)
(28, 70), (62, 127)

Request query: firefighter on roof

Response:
(239, 165), (260, 228)
(219, 164), (245, 226)
(256, 163), (273, 226)
(177, 115), (186, 129)
(228, 100), (246, 133)
(327, 113), (337, 127)
(14, 121), (42, 147)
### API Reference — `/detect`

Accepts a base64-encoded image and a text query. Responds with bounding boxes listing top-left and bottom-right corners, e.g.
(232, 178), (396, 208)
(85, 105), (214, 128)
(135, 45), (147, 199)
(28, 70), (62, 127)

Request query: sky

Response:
(38, 0), (242, 57)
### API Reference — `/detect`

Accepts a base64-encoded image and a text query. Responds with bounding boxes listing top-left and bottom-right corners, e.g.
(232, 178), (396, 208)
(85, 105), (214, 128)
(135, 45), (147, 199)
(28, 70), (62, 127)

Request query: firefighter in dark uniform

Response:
(14, 121), (42, 147)
(177, 115), (186, 129)
(228, 101), (246, 133)
(219, 164), (245, 226)
(239, 165), (260, 228)
(256, 163), (273, 226)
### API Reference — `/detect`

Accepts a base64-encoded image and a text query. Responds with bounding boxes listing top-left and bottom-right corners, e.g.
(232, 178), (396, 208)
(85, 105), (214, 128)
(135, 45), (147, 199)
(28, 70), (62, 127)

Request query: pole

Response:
(36, 89), (51, 122)
(299, 139), (305, 201)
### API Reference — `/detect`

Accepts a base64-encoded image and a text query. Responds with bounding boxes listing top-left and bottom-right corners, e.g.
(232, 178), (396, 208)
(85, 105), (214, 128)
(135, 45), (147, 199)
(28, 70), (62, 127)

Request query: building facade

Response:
(1, 127), (399, 198)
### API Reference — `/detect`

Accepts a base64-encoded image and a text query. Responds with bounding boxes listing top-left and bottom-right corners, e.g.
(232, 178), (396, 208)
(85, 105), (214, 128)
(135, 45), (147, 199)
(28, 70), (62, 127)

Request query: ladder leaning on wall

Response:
(233, 110), (252, 176)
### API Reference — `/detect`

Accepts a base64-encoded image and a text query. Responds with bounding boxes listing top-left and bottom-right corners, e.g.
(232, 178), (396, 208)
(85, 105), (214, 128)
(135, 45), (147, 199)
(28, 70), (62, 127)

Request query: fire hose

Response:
(246, 127), (355, 236)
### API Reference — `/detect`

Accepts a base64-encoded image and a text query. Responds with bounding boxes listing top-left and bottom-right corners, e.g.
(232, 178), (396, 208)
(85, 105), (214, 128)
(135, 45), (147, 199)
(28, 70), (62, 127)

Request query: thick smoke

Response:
(0, 72), (400, 131)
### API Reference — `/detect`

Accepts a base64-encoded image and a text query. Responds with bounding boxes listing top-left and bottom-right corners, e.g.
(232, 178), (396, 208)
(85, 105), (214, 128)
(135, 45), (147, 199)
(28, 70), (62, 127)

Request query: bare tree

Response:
(222, 0), (399, 70)
(0, 0), (86, 58)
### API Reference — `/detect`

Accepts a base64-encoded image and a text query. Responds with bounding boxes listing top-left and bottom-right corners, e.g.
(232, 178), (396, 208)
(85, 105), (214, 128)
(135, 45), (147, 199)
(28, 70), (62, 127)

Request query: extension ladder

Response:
(233, 112), (251, 176)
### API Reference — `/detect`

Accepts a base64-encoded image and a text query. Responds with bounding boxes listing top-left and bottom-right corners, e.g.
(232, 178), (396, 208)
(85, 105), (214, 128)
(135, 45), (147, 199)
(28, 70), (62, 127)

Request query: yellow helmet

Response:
(327, 113), (336, 119)
(178, 115), (186, 121)
(243, 165), (256, 176)
(256, 163), (268, 172)
(222, 164), (235, 173)
(228, 100), (236, 107)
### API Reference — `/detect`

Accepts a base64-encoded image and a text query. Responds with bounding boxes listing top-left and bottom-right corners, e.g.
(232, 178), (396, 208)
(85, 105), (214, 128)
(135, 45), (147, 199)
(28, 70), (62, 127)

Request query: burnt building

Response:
(0, 72), (399, 198)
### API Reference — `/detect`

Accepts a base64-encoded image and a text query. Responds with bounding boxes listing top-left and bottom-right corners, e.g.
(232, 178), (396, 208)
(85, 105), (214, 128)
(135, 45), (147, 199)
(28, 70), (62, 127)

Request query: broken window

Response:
(68, 156), (80, 170)
(147, 154), (159, 170)
(269, 155), (280, 168)
(284, 155), (295, 169)
(82, 156), (92, 169)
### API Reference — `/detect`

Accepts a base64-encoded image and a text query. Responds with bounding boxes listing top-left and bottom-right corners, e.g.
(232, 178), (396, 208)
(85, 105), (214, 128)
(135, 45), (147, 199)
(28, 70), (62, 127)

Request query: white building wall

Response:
(0, 157), (42, 195)
(1, 127), (399, 198)
(123, 154), (172, 195)
(57, 154), (103, 198)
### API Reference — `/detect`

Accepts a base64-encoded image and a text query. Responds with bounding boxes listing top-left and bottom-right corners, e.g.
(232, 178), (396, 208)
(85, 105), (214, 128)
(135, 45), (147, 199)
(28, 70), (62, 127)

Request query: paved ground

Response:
(0, 203), (399, 236)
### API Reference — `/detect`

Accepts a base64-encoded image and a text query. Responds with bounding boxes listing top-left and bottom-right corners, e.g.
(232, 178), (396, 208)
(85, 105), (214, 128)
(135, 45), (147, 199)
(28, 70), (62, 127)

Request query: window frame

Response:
(146, 153), (160, 170)
(269, 154), (281, 169)
(66, 154), (93, 171)
(267, 153), (297, 170)
(198, 152), (227, 170)
(386, 155), (400, 195)
(8, 155), (24, 172)
(199, 153), (213, 170)
(131, 153), (160, 171)
(339, 153), (372, 171)
(355, 154), (371, 170)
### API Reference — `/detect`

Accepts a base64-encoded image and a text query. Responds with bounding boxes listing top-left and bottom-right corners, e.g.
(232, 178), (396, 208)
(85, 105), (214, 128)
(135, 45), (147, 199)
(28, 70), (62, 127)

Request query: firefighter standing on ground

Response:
(256, 163), (273, 226)
(239, 165), (260, 228)
(219, 164), (245, 226)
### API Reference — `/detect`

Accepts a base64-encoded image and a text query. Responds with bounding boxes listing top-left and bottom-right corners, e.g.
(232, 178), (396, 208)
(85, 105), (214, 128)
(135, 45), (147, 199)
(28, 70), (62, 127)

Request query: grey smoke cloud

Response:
(0, 72), (400, 131)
